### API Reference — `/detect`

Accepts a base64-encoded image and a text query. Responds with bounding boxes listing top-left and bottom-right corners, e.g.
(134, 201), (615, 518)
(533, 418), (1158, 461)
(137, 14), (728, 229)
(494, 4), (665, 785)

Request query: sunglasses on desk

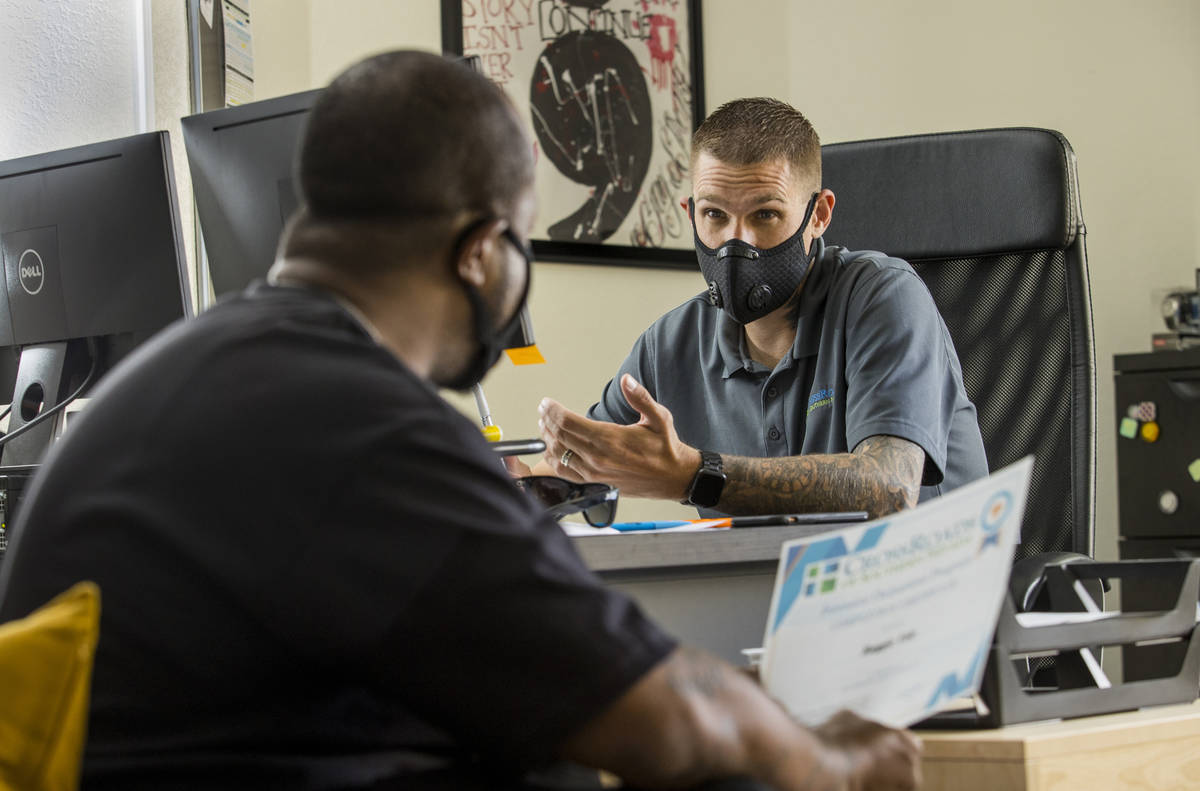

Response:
(515, 476), (620, 528)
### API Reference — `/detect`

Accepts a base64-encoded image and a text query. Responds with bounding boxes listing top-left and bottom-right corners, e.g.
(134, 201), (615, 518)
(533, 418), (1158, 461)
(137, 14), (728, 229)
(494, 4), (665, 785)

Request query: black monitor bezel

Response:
(0, 131), (192, 463)
(181, 89), (321, 299)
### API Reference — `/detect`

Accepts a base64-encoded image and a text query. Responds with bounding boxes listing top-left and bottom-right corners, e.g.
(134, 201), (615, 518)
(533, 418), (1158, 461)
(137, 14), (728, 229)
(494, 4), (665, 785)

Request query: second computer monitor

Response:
(181, 88), (320, 298)
(183, 79), (535, 350)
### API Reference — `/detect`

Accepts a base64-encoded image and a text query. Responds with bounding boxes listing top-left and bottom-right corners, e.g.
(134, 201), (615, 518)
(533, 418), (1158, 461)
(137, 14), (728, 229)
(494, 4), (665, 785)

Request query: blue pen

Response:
(610, 520), (691, 532)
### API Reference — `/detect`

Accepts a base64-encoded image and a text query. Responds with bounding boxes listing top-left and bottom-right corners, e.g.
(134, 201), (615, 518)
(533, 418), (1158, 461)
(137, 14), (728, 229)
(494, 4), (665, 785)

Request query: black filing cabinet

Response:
(1114, 349), (1200, 681)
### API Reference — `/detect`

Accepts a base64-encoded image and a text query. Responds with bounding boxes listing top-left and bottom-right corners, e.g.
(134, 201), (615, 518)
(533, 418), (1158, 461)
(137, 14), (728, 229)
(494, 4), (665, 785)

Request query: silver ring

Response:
(560, 449), (575, 468)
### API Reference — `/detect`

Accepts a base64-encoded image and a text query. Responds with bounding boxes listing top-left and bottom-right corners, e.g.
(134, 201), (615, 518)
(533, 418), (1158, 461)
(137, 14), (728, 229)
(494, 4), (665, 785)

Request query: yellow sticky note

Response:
(505, 345), (546, 365)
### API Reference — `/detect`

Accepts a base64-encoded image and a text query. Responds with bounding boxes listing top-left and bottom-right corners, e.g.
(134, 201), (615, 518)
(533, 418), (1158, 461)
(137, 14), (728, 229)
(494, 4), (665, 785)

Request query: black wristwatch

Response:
(683, 450), (726, 508)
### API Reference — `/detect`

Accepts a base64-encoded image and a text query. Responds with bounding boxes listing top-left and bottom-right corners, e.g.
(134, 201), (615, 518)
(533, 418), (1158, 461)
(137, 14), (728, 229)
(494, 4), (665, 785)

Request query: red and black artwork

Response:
(444, 0), (704, 267)
(531, 30), (653, 244)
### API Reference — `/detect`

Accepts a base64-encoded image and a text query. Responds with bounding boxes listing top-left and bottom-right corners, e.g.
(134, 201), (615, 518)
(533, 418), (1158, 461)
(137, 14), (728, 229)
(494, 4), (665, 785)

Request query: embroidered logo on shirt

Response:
(806, 388), (834, 416)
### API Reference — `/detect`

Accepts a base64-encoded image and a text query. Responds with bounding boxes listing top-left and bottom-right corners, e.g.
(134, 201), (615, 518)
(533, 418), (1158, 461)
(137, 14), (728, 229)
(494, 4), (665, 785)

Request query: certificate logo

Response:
(771, 523), (888, 632)
(804, 561), (840, 597)
(978, 491), (1012, 551)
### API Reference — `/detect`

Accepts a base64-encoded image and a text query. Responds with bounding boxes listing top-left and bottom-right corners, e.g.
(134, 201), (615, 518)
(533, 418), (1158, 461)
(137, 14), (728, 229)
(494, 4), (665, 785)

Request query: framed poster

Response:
(442, 0), (704, 269)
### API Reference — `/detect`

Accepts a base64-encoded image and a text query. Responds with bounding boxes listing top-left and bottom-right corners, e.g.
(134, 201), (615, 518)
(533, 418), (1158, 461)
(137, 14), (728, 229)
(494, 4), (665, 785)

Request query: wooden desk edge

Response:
(918, 699), (1200, 761)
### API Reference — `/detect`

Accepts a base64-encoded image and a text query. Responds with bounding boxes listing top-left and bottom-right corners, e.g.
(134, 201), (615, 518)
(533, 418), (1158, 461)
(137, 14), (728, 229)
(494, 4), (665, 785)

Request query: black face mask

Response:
(442, 225), (532, 392)
(690, 193), (819, 325)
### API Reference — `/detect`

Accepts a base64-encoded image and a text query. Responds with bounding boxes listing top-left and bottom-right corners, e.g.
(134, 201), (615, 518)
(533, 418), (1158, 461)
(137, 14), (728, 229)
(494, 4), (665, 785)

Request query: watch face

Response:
(689, 468), (725, 508)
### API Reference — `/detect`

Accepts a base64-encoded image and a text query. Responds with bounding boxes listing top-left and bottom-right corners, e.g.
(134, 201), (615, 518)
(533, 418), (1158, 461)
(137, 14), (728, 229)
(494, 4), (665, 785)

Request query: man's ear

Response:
(452, 219), (506, 287)
(810, 189), (836, 239)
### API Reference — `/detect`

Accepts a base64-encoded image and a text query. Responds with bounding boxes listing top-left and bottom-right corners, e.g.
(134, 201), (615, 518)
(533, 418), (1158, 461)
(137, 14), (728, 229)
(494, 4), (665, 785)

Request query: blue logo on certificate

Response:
(979, 490), (1012, 551)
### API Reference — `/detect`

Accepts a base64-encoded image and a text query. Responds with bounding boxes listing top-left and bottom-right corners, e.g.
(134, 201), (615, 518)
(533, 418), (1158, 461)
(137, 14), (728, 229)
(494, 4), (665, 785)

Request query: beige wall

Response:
(308, 0), (442, 86)
(783, 0), (1200, 567)
(0, 1), (144, 160)
(180, 0), (1200, 538)
(252, 0), (312, 101)
(254, 0), (442, 97)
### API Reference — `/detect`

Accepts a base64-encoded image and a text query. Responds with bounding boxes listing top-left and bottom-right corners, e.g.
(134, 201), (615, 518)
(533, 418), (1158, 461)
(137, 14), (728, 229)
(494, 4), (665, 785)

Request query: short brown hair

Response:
(691, 98), (821, 189)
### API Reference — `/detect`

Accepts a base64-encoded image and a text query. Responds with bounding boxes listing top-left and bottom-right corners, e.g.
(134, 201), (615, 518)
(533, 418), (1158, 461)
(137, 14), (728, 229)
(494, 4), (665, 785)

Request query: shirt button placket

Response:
(763, 379), (785, 448)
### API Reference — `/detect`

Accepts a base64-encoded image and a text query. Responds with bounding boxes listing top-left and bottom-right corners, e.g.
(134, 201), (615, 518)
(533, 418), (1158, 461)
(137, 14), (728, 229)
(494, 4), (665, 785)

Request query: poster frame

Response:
(441, 0), (705, 270)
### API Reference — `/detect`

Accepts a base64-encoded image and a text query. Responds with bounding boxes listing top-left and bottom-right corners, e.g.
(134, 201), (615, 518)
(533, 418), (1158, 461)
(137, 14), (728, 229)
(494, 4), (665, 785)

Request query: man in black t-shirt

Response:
(0, 52), (920, 790)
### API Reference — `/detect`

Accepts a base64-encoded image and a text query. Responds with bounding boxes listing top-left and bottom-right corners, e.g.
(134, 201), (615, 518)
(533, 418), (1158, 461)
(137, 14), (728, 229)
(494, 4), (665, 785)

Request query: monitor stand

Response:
(1, 342), (70, 466)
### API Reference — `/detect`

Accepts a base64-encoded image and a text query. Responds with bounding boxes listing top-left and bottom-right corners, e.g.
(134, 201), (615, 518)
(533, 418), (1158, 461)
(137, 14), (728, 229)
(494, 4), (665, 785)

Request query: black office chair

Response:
(822, 129), (1101, 703)
(821, 128), (1096, 563)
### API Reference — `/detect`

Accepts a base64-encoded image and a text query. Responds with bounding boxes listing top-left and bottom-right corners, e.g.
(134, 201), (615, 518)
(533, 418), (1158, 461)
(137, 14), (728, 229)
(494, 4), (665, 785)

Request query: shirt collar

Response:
(327, 292), (387, 346)
(263, 275), (387, 347)
(715, 311), (747, 378)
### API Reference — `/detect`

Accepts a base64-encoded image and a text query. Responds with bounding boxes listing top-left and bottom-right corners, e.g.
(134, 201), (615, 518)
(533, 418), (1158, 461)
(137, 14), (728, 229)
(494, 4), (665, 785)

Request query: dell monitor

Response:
(181, 81), (536, 350)
(0, 131), (192, 465)
(181, 89), (320, 298)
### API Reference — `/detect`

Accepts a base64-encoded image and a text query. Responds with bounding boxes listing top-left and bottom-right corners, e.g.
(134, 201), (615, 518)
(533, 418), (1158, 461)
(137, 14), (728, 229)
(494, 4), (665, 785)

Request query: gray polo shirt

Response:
(588, 239), (989, 505)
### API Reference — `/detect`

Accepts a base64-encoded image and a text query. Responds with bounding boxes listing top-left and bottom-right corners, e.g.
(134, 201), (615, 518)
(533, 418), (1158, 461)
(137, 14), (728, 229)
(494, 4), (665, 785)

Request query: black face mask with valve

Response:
(690, 193), (819, 325)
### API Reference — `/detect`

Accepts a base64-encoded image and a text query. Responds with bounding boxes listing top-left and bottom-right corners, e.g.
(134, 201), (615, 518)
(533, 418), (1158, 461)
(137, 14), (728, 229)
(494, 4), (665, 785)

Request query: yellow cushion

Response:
(0, 581), (101, 791)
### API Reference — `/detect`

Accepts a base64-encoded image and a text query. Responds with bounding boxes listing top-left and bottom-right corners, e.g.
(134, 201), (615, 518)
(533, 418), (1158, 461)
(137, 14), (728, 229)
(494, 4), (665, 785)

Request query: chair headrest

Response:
(821, 128), (1082, 261)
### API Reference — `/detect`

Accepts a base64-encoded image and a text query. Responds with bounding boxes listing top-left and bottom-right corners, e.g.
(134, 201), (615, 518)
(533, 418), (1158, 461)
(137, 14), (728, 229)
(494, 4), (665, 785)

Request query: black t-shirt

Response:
(0, 283), (676, 789)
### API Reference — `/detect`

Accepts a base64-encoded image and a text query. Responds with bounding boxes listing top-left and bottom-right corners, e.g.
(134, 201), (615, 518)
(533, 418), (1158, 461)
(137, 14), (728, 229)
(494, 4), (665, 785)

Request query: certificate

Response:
(761, 457), (1033, 727)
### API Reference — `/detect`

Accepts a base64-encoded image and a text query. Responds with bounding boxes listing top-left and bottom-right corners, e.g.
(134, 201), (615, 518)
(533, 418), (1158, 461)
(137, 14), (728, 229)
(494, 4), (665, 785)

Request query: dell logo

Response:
(18, 248), (44, 295)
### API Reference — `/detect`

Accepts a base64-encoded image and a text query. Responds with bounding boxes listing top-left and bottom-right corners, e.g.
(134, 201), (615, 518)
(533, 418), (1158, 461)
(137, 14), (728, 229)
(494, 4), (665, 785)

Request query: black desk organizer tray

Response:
(927, 558), (1200, 728)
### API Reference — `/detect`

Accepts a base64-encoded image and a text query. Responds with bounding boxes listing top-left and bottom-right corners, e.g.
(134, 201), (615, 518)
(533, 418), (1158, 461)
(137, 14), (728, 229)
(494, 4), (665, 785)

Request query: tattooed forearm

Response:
(719, 435), (924, 518)
(853, 435), (925, 509)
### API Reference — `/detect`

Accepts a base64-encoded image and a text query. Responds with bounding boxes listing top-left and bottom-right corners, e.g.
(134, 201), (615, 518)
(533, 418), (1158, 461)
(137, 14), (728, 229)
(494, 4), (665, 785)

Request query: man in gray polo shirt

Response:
(534, 98), (988, 518)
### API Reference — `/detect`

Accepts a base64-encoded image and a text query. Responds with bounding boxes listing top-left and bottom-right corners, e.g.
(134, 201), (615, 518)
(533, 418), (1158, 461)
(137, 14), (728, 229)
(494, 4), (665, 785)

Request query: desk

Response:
(573, 524), (838, 664)
(918, 700), (1200, 790)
